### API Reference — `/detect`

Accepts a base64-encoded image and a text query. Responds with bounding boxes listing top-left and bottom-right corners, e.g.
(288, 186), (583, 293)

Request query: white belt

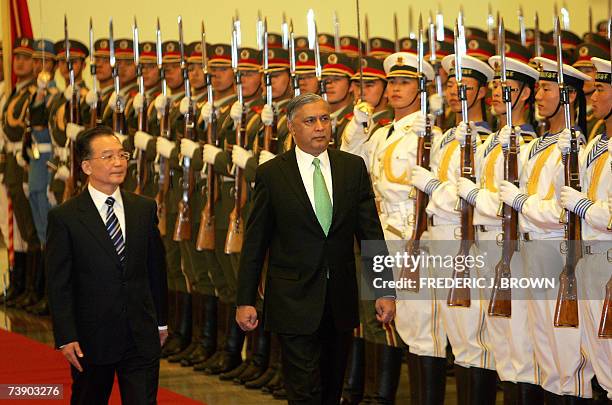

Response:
(381, 199), (414, 215)
(220, 175), (234, 183)
(584, 241), (612, 256)
(431, 216), (458, 227)
(521, 231), (564, 241)
(35, 143), (52, 153)
(477, 225), (502, 232)
(4, 141), (22, 153)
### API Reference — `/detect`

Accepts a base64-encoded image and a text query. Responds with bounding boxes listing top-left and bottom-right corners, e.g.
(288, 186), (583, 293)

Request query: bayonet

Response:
(157, 18), (166, 98)
(518, 6), (527, 47)
(109, 18), (121, 112)
(134, 17), (144, 97)
(308, 9), (326, 100)
(89, 18), (97, 94)
(487, 3), (495, 42)
(281, 13), (289, 50)
(365, 14), (371, 54)
(393, 12), (399, 52)
(333, 11), (341, 52)
(256, 10), (264, 51)
(409, 6), (415, 39)
(289, 20), (299, 96)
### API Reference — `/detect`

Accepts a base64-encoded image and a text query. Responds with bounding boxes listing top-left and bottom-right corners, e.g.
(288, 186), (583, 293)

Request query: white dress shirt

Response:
(295, 145), (334, 211)
(88, 183), (125, 241)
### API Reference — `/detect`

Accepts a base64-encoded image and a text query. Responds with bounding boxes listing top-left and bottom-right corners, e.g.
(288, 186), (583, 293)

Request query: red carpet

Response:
(0, 329), (204, 404)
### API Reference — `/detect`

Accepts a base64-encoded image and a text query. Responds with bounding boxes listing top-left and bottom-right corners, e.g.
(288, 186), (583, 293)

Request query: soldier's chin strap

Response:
(467, 84), (483, 112)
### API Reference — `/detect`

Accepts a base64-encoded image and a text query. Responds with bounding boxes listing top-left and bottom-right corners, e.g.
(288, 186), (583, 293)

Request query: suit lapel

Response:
(76, 190), (122, 267)
(329, 149), (345, 233)
(122, 191), (138, 274)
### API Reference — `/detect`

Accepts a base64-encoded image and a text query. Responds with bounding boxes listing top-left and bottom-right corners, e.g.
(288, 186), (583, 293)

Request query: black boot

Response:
(563, 396), (592, 404)
(182, 295), (217, 367)
(370, 344), (403, 404)
(168, 292), (199, 363)
(341, 337), (366, 404)
(161, 290), (178, 357)
(246, 334), (280, 389)
(0, 252), (26, 304)
(469, 367), (498, 405)
(262, 366), (284, 394)
(419, 356), (447, 405)
(455, 365), (471, 405)
(235, 325), (270, 384)
(544, 390), (564, 405)
(162, 291), (192, 358)
(407, 352), (421, 404)
(194, 300), (226, 371)
(517, 382), (544, 405)
(360, 340), (377, 404)
(204, 306), (244, 375)
(28, 251), (49, 315)
(502, 381), (518, 405)
(13, 251), (38, 308)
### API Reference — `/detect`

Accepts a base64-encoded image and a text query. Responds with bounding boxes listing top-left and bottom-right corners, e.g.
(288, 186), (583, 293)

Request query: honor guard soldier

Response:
(318, 33), (336, 53)
(1, 38), (40, 308)
(411, 47), (495, 404)
(295, 49), (319, 95)
(340, 36), (365, 58)
(499, 55), (594, 402)
(24, 39), (58, 315)
(368, 37), (395, 59)
(90, 38), (115, 127)
(321, 52), (355, 147)
(461, 41), (543, 403)
(44, 39), (89, 205)
(572, 42), (610, 141)
(559, 56), (612, 401)
(342, 51), (440, 404)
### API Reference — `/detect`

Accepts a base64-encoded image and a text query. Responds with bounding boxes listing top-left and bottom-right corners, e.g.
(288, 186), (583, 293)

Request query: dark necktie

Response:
(105, 197), (126, 264)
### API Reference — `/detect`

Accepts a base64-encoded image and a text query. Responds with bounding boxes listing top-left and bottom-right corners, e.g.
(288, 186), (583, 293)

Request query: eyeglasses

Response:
(86, 151), (131, 163)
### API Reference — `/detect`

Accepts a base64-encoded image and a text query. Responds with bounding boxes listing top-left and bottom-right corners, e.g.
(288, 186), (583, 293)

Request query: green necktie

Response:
(312, 157), (333, 235)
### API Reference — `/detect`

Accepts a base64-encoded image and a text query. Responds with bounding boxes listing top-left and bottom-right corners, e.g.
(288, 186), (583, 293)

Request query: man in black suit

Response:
(47, 126), (168, 405)
(236, 93), (396, 404)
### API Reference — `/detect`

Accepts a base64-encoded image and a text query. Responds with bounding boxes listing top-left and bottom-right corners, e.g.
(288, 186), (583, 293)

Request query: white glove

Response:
(180, 138), (199, 159)
(457, 177), (479, 201)
(133, 93), (145, 112)
(411, 166), (436, 193)
(353, 101), (373, 125)
(114, 132), (127, 145)
(37, 72), (50, 90)
(557, 128), (572, 154)
(230, 101), (243, 126)
(109, 92), (126, 112)
(429, 93), (444, 115)
(259, 150), (276, 165)
(63, 85), (74, 101)
(412, 113), (429, 137)
(261, 104), (275, 126)
(200, 101), (214, 122)
(179, 97), (191, 115)
(47, 186), (57, 207)
(134, 131), (153, 151)
(454, 121), (478, 146)
(203, 144), (222, 164)
(54, 165), (70, 181)
(498, 125), (512, 148)
(85, 89), (98, 108)
(154, 94), (170, 116)
(66, 123), (85, 142)
(16, 153), (27, 168)
(499, 180), (523, 211)
(559, 186), (587, 213)
(232, 145), (253, 169)
(56, 147), (69, 162)
(156, 137), (175, 158)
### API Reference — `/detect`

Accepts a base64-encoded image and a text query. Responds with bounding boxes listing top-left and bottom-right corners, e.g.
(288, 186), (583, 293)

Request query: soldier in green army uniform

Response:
(321, 51), (355, 147)
(43, 39), (89, 205)
(572, 41), (610, 141)
(295, 49), (319, 95)
(88, 39), (114, 127)
(143, 40), (191, 359)
(166, 41), (223, 371)
(200, 47), (264, 377)
(340, 36), (365, 58)
(368, 37), (394, 59)
(131, 41), (162, 198)
(1, 38), (40, 308)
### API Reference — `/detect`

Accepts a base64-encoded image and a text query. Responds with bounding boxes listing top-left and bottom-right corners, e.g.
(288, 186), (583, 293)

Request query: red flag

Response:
(6, 0), (33, 87)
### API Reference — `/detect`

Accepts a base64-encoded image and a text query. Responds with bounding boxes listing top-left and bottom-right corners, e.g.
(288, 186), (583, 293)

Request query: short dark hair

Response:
(75, 125), (116, 162)
(286, 93), (327, 122)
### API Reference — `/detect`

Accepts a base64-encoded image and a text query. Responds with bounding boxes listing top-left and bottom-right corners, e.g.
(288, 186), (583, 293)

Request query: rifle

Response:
(154, 18), (171, 236)
(196, 21), (218, 251)
(174, 16), (196, 241)
(399, 14), (431, 292)
(63, 15), (81, 202)
(429, 12), (445, 129)
(447, 15), (475, 308)
(225, 17), (248, 254)
(109, 19), (126, 135)
(134, 17), (150, 195)
(534, 13), (548, 137)
(89, 18), (102, 127)
(356, 0), (369, 135)
(262, 20), (279, 154)
(333, 11), (341, 52)
(308, 9), (327, 101)
(289, 21), (300, 97)
(489, 18), (516, 318)
(554, 16), (581, 328)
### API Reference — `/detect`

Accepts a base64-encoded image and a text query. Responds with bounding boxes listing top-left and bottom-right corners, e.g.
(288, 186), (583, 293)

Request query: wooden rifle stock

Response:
(134, 97), (149, 195)
(554, 130), (582, 328)
(62, 90), (81, 202)
(196, 111), (218, 251)
(225, 107), (248, 254)
(156, 104), (171, 236)
(89, 92), (103, 128)
(599, 275), (612, 338)
(263, 111), (278, 154)
(173, 101), (196, 241)
(447, 128), (476, 308)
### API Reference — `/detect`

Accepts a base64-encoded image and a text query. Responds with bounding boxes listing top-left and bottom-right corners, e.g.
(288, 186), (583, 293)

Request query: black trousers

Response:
(70, 341), (160, 405)
(277, 290), (353, 405)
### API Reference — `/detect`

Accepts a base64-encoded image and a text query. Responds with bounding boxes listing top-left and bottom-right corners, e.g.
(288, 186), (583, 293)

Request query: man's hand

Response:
(236, 305), (258, 331)
(159, 329), (169, 347)
(375, 298), (396, 324)
(61, 341), (84, 372)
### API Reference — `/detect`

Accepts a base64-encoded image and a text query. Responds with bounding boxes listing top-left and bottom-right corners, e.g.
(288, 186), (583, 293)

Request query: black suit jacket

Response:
(237, 148), (392, 335)
(47, 189), (167, 365)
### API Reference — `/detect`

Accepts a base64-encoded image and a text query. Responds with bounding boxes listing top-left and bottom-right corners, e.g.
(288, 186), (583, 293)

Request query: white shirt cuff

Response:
(158, 325), (168, 331)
